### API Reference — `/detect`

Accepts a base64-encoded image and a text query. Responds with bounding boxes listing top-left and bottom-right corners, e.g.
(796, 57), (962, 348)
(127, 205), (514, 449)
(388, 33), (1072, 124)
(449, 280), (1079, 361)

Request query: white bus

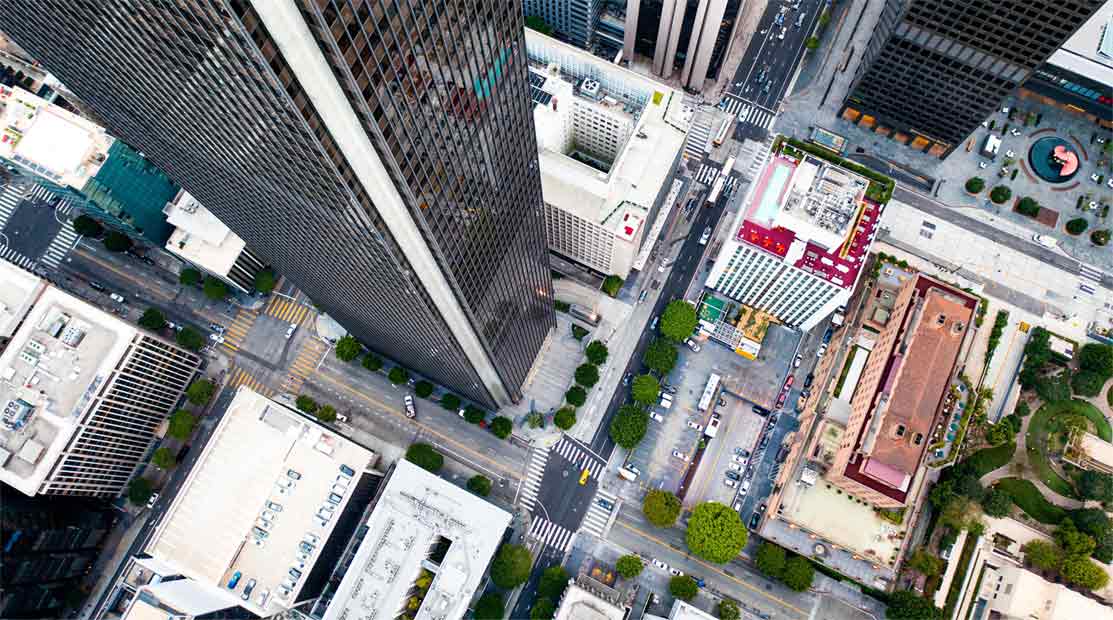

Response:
(712, 118), (732, 147)
(705, 156), (736, 206)
(697, 373), (721, 411)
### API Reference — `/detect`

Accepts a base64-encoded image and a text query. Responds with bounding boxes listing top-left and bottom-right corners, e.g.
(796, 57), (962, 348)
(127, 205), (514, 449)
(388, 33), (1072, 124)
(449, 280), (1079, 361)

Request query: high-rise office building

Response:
(841, 0), (1104, 157)
(624, 0), (744, 90)
(525, 0), (603, 48)
(0, 0), (554, 409)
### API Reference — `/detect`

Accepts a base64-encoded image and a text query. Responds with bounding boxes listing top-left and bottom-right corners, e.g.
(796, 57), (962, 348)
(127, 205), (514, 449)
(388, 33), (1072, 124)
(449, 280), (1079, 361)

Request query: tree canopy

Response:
(781, 556), (815, 592)
(686, 502), (747, 563)
(537, 566), (569, 600)
(554, 406), (577, 430)
(643, 338), (678, 376)
(185, 379), (215, 405)
(585, 340), (609, 365)
(254, 268), (276, 294)
(610, 404), (648, 449)
(1078, 471), (1113, 503)
(490, 416), (513, 439)
(755, 542), (786, 578)
(335, 335), (362, 362)
(388, 366), (409, 385)
(127, 477), (154, 505)
(152, 447), (176, 469)
(616, 555), (643, 578)
(202, 276), (228, 301)
(295, 395), (318, 413)
(631, 374), (659, 404)
(1079, 343), (1113, 378)
(1022, 540), (1063, 571)
(490, 544), (532, 588)
(73, 215), (103, 237)
(575, 363), (600, 388)
(717, 600), (741, 620)
(167, 410), (197, 440)
(980, 488), (1013, 517)
(138, 308), (166, 330)
(103, 230), (133, 252)
(1061, 556), (1110, 590)
(467, 475), (491, 496)
(414, 380), (433, 398)
(885, 591), (943, 620)
(529, 599), (556, 620)
(473, 593), (505, 619)
(176, 326), (205, 351)
(643, 490), (682, 527)
(565, 386), (587, 407)
(315, 404), (337, 423)
(179, 268), (202, 287)
(659, 300), (698, 341)
(669, 575), (698, 600)
(908, 550), (944, 577)
(405, 442), (444, 473)
(441, 393), (461, 410)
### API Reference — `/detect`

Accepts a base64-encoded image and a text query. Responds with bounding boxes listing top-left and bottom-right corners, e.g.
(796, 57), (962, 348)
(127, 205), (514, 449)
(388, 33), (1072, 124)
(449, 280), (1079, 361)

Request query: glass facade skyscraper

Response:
(0, 0), (554, 408)
(841, 0), (1103, 157)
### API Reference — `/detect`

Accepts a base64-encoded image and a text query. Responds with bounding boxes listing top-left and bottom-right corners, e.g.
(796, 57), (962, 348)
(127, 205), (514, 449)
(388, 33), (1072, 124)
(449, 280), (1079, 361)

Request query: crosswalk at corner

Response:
(0, 182), (24, 230)
(579, 488), (617, 538)
(40, 219), (79, 270)
(720, 94), (776, 132)
(519, 445), (549, 513)
(528, 515), (575, 553)
(551, 434), (606, 478)
(683, 116), (712, 160)
(0, 246), (35, 270)
(696, 163), (719, 185)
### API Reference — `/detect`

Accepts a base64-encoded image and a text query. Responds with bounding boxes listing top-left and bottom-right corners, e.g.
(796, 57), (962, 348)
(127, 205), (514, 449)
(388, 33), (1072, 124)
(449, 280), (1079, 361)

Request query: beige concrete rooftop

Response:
(0, 261), (44, 338)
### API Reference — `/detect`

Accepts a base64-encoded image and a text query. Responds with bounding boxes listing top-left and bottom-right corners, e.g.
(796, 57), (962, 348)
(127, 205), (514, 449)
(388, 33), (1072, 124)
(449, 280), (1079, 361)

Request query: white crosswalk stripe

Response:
(55, 199), (73, 217)
(27, 184), (56, 203)
(1079, 264), (1104, 284)
(696, 163), (719, 185)
(0, 183), (24, 230)
(518, 446), (550, 512)
(683, 116), (712, 160)
(41, 220), (79, 269)
(551, 435), (606, 477)
(720, 95), (745, 117)
(528, 515), (575, 552)
(0, 246), (36, 270)
(742, 105), (775, 130)
(579, 489), (617, 538)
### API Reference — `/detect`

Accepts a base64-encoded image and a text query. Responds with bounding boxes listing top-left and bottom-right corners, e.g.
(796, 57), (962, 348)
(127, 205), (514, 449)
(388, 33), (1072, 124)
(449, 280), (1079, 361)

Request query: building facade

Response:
(841, 0), (1104, 157)
(0, 0), (554, 409)
(525, 0), (603, 48)
(163, 190), (266, 294)
(623, 0), (743, 90)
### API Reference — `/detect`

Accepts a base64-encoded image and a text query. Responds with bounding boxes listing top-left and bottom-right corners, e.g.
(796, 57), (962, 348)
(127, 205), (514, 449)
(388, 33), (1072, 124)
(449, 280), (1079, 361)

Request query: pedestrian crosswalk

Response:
(227, 367), (272, 396)
(1079, 264), (1104, 284)
(579, 489), (617, 538)
(696, 163), (719, 185)
(528, 515), (575, 553)
(519, 445), (549, 513)
(55, 199), (73, 217)
(281, 338), (326, 394)
(25, 184), (56, 204)
(683, 116), (713, 160)
(0, 182), (24, 230)
(738, 104), (775, 131)
(40, 220), (79, 269)
(221, 308), (259, 353)
(264, 296), (315, 326)
(551, 434), (606, 478)
(720, 94), (747, 117)
(0, 246), (35, 270)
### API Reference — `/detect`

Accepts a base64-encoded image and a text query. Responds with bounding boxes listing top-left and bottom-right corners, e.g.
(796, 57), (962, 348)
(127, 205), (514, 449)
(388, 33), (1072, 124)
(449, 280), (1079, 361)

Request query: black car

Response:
(751, 405), (770, 417)
(822, 327), (833, 344)
(749, 513), (761, 529)
(803, 373), (814, 389)
(725, 470), (741, 481)
(88, 280), (107, 292)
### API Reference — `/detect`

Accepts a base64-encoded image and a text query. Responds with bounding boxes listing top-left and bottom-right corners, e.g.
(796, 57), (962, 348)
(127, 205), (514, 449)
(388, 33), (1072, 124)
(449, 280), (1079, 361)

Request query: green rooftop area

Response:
(700, 295), (725, 323)
(81, 141), (179, 245)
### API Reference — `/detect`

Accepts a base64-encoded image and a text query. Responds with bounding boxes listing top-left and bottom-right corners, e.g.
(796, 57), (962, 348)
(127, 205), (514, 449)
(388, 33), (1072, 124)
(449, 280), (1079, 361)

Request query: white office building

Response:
(163, 189), (265, 293)
(0, 261), (200, 497)
(527, 31), (687, 278)
(705, 140), (883, 331)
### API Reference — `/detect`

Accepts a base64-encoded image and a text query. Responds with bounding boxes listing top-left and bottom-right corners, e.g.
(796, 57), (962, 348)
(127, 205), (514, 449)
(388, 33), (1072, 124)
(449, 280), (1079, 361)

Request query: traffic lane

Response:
(508, 545), (564, 620)
(535, 450), (599, 530)
(2, 199), (60, 258)
(739, 413), (798, 524)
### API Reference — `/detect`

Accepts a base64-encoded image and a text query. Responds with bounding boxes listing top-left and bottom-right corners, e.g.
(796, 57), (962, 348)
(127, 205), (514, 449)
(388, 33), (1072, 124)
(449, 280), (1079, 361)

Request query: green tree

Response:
(659, 300), (698, 341)
(1022, 540), (1063, 571)
(467, 475), (491, 496)
(755, 542), (786, 578)
(1055, 518), (1096, 558)
(989, 185), (1012, 205)
(805, 36), (819, 50)
(295, 394), (319, 414)
(616, 555), (643, 578)
(571, 324), (588, 340)
(414, 380), (433, 398)
(1015, 401), (1031, 417)
(315, 404), (337, 423)
(643, 338), (678, 376)
(538, 566), (570, 599)
(1079, 343), (1113, 378)
(490, 416), (512, 439)
(1016, 196), (1040, 217)
(103, 230), (133, 252)
(179, 268), (202, 287)
(73, 214), (103, 237)
(553, 406), (577, 430)
(908, 549), (944, 576)
(335, 335), (362, 362)
(202, 276), (228, 300)
(176, 326), (204, 351)
(601, 275), (623, 297)
(1066, 217), (1089, 235)
(585, 340), (609, 365)
(254, 268), (276, 294)
(151, 447), (176, 469)
(631, 374), (659, 404)
(609, 404), (648, 449)
(980, 488), (1012, 518)
(565, 386), (587, 407)
(388, 366), (409, 385)
(524, 14), (553, 35)
(529, 599), (556, 620)
(964, 177), (985, 193)
(781, 556), (815, 592)
(1092, 229), (1111, 246)
(185, 379), (215, 405)
(362, 354), (383, 371)
(167, 410), (197, 440)
(138, 308), (167, 330)
(717, 600), (741, 620)
(127, 477), (154, 505)
(643, 489), (682, 527)
(463, 405), (485, 424)
(669, 575), (698, 600)
(575, 363), (600, 388)
(1061, 556), (1110, 590)
(405, 442), (444, 473)
(686, 502), (747, 563)
(1072, 370), (1106, 397)
(885, 591), (943, 620)
(441, 393), (461, 411)
(473, 593), (505, 620)
(490, 544), (532, 588)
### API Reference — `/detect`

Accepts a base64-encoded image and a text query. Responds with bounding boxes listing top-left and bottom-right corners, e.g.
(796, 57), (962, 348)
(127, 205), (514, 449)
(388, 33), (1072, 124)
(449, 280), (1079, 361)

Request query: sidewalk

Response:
(77, 512), (150, 620)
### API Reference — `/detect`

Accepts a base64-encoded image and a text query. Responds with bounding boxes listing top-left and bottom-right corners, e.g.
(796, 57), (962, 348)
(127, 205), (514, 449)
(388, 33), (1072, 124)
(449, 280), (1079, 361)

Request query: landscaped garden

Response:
(1025, 398), (1110, 499)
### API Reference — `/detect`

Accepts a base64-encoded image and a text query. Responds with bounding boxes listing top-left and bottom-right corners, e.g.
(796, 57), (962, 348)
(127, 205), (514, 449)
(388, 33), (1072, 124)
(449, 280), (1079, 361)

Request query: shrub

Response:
(1022, 540), (1063, 571)
(571, 324), (588, 340)
(669, 575), (698, 600)
(610, 404), (648, 449)
(1016, 196), (1040, 217)
(295, 394), (319, 414)
(553, 406), (577, 430)
(964, 177), (985, 193)
(414, 380), (433, 398)
(490, 544), (532, 588)
(686, 502), (747, 563)
(202, 276), (228, 300)
(103, 230), (133, 252)
(254, 268), (276, 294)
(388, 366), (409, 385)
(554, 300), (571, 312)
(167, 410), (197, 440)
(179, 268), (202, 286)
(805, 36), (819, 50)
(718, 600), (741, 620)
(138, 308), (166, 330)
(575, 363), (599, 388)
(152, 447), (176, 469)
(490, 417), (512, 439)
(315, 404), (337, 423)
(659, 300), (698, 341)
(1066, 218), (1089, 235)
(989, 185), (1012, 204)
(185, 379), (215, 405)
(362, 354), (382, 371)
(601, 275), (623, 297)
(909, 549), (945, 576)
(405, 442), (444, 472)
(127, 478), (154, 505)
(335, 335), (362, 362)
(585, 340), (609, 365)
(565, 386), (587, 407)
(885, 591), (943, 620)
(467, 475), (491, 496)
(981, 488), (1012, 517)
(440, 393), (461, 411)
(1091, 229), (1111, 246)
(643, 490), (681, 527)
(616, 555), (643, 578)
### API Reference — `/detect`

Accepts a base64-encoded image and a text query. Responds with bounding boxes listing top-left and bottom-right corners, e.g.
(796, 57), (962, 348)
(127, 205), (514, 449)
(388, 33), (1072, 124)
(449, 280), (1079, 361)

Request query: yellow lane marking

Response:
(312, 372), (522, 479)
(73, 248), (174, 301)
(615, 521), (809, 618)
